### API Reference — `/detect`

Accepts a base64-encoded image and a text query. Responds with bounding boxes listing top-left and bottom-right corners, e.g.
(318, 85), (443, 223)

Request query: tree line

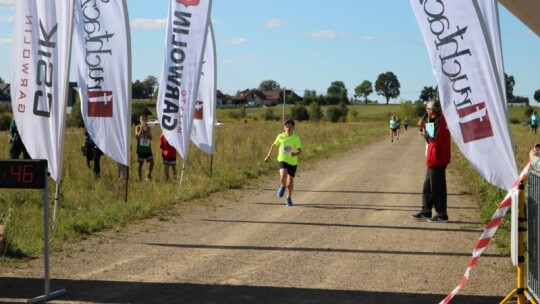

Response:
(246, 72), (540, 106)
(1, 72), (539, 106)
(350, 72), (536, 105)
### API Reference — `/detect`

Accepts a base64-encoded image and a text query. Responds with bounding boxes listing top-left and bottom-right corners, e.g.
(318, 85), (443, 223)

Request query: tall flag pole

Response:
(157, 0), (212, 185)
(410, 0), (518, 190)
(11, 0), (76, 224)
(73, 0), (132, 202)
(282, 88), (285, 123)
(122, 0), (132, 203)
(191, 22), (217, 173)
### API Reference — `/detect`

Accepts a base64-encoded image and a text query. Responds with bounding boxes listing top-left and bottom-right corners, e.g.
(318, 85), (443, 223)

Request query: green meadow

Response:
(0, 104), (536, 260)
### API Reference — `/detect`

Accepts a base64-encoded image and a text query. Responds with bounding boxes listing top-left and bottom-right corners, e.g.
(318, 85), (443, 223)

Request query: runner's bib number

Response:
(139, 138), (150, 147)
(282, 145), (294, 154)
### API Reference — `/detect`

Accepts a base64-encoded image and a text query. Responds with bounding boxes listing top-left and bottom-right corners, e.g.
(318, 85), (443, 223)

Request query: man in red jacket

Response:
(411, 99), (451, 222)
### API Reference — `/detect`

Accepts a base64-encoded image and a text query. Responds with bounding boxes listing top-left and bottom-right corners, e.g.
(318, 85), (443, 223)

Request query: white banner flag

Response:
(476, 0), (507, 112)
(410, 0), (518, 190)
(157, 0), (212, 160)
(74, 0), (132, 166)
(10, 0), (75, 182)
(191, 23), (216, 155)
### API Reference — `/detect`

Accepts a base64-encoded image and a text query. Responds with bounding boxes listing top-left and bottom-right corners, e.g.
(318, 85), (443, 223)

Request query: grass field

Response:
(0, 103), (536, 259)
(0, 108), (391, 259)
(214, 104), (404, 123)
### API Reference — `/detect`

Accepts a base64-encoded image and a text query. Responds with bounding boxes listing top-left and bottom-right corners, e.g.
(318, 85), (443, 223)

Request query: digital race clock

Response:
(0, 159), (48, 189)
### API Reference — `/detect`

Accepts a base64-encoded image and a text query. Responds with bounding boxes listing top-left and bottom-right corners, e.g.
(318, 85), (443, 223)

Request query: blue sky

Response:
(0, 0), (538, 103)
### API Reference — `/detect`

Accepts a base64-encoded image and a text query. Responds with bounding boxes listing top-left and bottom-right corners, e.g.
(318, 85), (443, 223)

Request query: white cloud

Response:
(0, 37), (11, 45)
(306, 30), (341, 39)
(359, 36), (382, 42)
(0, 0), (14, 10)
(263, 19), (288, 29)
(223, 37), (248, 44)
(0, 15), (13, 23)
(220, 53), (261, 64)
(243, 53), (261, 60)
(130, 18), (167, 30)
(220, 57), (241, 64)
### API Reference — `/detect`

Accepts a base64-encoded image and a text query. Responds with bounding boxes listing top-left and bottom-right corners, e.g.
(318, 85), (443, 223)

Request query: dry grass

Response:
(0, 120), (387, 259)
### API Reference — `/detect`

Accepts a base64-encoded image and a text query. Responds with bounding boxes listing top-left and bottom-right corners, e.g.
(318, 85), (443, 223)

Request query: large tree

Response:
(142, 75), (158, 101)
(259, 79), (281, 91)
(419, 86), (438, 103)
(304, 89), (317, 97)
(535, 89), (540, 104)
(326, 81), (348, 104)
(505, 73), (515, 100)
(303, 89), (317, 105)
(317, 94), (327, 106)
(70, 97), (85, 127)
(355, 80), (373, 104)
(375, 71), (400, 104)
(132, 80), (144, 100)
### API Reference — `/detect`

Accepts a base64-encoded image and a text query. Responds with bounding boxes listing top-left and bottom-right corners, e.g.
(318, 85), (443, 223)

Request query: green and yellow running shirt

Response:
(273, 132), (302, 166)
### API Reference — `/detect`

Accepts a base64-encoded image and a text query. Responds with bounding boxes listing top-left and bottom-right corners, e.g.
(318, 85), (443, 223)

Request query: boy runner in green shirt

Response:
(264, 119), (302, 206)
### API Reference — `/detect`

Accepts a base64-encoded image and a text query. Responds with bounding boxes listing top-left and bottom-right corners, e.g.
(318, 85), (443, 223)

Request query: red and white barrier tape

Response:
(440, 163), (530, 304)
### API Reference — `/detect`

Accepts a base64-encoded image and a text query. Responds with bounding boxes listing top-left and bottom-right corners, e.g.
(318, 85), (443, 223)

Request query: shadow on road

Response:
(202, 219), (484, 233)
(144, 242), (507, 258)
(257, 187), (470, 197)
(254, 202), (477, 213)
(1, 277), (504, 304)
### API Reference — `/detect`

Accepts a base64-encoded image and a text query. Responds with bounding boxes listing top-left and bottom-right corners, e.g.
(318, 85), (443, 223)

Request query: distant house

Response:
(232, 88), (301, 107)
(508, 96), (530, 106)
(0, 83), (11, 110)
(234, 89), (267, 106)
(263, 89), (302, 104)
(0, 82), (78, 111)
(0, 83), (11, 98)
(216, 90), (231, 106)
(67, 82), (78, 108)
(262, 90), (282, 103)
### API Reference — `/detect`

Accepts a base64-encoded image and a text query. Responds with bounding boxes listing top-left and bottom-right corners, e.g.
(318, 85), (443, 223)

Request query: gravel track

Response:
(1, 130), (515, 303)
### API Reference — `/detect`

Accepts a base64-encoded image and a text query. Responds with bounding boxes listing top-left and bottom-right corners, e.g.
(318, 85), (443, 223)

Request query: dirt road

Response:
(1, 130), (515, 303)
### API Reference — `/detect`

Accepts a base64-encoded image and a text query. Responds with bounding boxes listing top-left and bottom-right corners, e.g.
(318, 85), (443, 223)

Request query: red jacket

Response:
(159, 134), (177, 159)
(425, 114), (451, 167)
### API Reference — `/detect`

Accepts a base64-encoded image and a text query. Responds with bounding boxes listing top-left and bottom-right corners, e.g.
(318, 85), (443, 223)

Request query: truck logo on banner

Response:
(87, 91), (113, 117)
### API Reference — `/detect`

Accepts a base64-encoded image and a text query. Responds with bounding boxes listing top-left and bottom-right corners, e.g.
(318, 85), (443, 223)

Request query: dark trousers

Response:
(9, 140), (30, 159)
(422, 166), (447, 215)
(86, 148), (103, 177)
(93, 152), (102, 176)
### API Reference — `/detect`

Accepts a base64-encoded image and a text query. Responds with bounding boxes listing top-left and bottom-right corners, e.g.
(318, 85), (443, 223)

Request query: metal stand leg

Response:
(28, 174), (66, 303)
(501, 181), (538, 304)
